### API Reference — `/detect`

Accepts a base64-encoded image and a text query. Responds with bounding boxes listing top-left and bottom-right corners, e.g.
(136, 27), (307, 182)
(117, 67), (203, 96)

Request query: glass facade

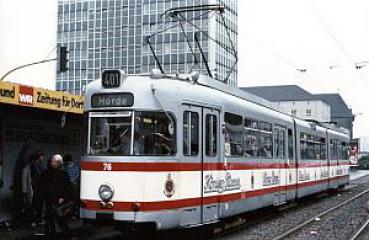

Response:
(56, 0), (237, 95)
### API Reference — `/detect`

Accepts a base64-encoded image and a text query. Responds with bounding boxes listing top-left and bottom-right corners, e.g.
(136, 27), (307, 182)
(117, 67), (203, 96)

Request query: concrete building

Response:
(0, 81), (84, 221)
(241, 85), (354, 138)
(275, 100), (331, 123)
(315, 94), (355, 139)
(56, 0), (238, 95)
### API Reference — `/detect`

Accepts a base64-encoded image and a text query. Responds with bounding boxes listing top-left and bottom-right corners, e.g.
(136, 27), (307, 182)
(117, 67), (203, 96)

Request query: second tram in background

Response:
(79, 69), (350, 230)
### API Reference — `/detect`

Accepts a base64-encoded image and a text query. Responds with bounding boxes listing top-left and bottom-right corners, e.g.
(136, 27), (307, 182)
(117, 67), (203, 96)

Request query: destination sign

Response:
(91, 93), (134, 108)
(102, 70), (122, 88)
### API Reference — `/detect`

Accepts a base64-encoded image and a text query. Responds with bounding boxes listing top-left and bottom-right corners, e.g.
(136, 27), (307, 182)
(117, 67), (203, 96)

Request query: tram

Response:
(80, 70), (350, 230)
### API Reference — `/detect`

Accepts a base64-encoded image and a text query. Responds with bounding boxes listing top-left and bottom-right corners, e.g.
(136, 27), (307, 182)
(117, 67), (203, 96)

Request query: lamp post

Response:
(0, 58), (56, 81)
(0, 45), (68, 81)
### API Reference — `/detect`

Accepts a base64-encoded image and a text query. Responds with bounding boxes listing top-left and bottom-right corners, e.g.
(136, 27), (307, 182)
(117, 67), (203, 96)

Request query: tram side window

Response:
(338, 141), (343, 160)
(280, 130), (285, 159)
(245, 118), (258, 129)
(333, 140), (338, 160)
(274, 128), (285, 159)
(300, 133), (308, 160)
(307, 134), (316, 160)
(315, 137), (322, 160)
(259, 122), (273, 158)
(244, 118), (259, 158)
(183, 111), (199, 156)
(321, 138), (327, 160)
(300, 133), (327, 160)
(224, 112), (243, 156)
(342, 142), (349, 160)
(205, 114), (217, 157)
(288, 129), (294, 159)
(273, 129), (279, 158)
(330, 140), (338, 160)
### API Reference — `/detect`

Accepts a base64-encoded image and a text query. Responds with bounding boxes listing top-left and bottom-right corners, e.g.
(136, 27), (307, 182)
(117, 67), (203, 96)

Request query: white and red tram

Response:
(80, 70), (350, 230)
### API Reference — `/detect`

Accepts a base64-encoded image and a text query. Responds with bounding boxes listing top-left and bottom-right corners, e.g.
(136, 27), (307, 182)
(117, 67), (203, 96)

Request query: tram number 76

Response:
(103, 163), (113, 171)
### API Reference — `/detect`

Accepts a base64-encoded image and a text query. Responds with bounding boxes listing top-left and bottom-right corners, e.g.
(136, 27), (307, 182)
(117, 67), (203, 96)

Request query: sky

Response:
(0, 0), (368, 138)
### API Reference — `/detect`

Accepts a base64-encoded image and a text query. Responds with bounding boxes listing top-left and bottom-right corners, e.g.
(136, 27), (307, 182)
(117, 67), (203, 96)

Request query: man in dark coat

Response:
(30, 150), (45, 226)
(38, 154), (75, 237)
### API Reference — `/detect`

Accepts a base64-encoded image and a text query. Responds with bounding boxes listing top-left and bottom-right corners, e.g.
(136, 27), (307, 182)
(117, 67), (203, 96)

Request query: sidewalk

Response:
(349, 169), (369, 181)
(0, 218), (83, 240)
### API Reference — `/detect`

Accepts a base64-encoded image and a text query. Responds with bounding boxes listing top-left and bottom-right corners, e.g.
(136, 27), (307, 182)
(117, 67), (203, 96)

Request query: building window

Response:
(306, 109), (312, 117)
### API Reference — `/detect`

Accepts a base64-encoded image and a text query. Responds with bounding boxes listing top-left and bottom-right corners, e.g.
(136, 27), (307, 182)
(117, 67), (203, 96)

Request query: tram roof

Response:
(85, 72), (349, 138)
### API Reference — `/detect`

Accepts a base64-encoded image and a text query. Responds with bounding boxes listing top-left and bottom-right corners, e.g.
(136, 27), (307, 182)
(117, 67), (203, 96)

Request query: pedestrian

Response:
(38, 154), (75, 238)
(63, 154), (80, 219)
(31, 150), (45, 226)
(12, 143), (34, 217)
(63, 154), (80, 186)
(21, 154), (35, 213)
(31, 150), (45, 187)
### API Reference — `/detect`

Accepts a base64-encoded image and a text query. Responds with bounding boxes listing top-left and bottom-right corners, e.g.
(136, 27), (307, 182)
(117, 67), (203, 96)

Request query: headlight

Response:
(98, 184), (114, 202)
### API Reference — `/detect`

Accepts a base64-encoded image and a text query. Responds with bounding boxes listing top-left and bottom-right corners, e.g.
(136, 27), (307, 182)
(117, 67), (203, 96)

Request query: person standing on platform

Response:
(21, 154), (35, 213)
(38, 154), (74, 238)
(30, 150), (45, 226)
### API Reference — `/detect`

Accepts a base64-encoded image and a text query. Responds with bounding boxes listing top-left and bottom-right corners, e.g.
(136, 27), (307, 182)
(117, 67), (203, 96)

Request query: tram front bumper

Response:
(80, 207), (135, 222)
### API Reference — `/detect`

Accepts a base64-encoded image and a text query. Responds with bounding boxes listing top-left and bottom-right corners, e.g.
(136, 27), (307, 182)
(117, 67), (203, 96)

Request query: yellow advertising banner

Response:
(0, 81), (84, 114)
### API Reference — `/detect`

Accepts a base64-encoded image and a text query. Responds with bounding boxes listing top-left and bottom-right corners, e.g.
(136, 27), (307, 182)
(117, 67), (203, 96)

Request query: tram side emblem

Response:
(164, 174), (175, 198)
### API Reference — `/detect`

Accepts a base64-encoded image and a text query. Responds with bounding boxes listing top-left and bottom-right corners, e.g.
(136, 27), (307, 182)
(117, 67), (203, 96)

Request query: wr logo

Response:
(19, 85), (34, 105)
(19, 94), (33, 104)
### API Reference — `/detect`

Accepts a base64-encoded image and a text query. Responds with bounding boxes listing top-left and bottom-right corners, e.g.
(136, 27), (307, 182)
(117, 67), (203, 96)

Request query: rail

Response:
(349, 218), (369, 240)
(272, 188), (369, 240)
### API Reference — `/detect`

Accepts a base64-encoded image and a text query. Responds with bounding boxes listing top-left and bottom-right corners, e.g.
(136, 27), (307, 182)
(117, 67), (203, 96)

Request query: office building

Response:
(56, 0), (238, 95)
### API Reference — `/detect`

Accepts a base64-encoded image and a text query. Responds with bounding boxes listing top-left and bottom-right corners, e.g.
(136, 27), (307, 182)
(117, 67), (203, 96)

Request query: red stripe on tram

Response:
(81, 161), (349, 172)
(81, 175), (349, 212)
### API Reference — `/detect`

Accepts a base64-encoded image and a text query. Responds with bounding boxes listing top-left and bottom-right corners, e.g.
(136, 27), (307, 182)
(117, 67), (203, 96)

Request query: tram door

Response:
(274, 126), (288, 205)
(201, 108), (220, 224)
(181, 105), (220, 226)
(181, 106), (203, 226)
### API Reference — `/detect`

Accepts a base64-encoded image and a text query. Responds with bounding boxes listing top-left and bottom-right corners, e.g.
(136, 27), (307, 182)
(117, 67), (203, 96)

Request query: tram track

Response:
(272, 188), (369, 240)
(349, 218), (369, 240)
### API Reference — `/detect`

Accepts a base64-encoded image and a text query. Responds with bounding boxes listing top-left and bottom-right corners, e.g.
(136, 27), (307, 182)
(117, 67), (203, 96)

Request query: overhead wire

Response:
(151, 4), (237, 79)
(43, 45), (58, 60)
(305, 0), (356, 65)
(305, 0), (368, 81)
(174, 0), (238, 82)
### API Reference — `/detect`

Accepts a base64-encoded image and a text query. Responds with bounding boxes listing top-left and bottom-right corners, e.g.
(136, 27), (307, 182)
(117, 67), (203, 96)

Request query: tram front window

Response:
(89, 112), (132, 156)
(88, 111), (176, 156)
(134, 112), (176, 156)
